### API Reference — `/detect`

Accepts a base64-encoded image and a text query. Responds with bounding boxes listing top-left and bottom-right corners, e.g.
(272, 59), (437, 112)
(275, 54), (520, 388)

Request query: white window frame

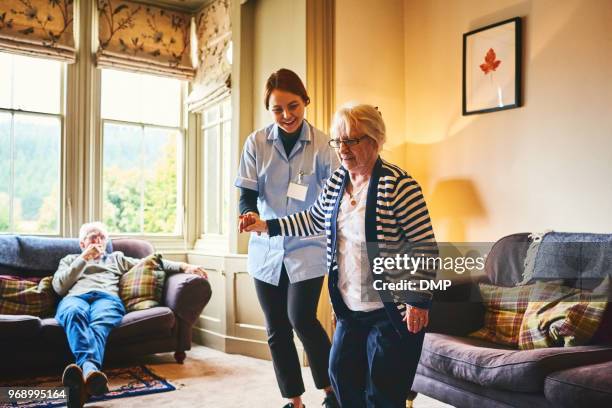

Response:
(97, 70), (190, 248)
(195, 95), (233, 253)
(0, 53), (66, 236)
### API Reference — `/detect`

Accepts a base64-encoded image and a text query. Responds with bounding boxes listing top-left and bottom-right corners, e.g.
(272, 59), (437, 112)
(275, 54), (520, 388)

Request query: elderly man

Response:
(52, 222), (207, 408)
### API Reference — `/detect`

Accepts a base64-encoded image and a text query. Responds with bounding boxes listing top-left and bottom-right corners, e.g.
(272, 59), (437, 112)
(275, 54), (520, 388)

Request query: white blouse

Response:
(336, 181), (384, 312)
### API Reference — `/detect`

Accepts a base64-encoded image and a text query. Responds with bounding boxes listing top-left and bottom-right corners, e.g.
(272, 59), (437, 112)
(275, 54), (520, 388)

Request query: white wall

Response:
(252, 0), (306, 129)
(404, 0), (612, 241)
(335, 0), (408, 167)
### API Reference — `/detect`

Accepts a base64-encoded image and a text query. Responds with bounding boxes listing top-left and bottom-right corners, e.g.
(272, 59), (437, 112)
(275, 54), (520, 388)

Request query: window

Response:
(0, 52), (63, 234)
(201, 97), (232, 236)
(101, 69), (184, 235)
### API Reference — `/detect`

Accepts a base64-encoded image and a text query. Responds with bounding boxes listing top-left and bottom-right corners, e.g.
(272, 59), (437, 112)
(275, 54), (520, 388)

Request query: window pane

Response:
(101, 69), (182, 127)
(205, 105), (219, 124)
(141, 75), (182, 127)
(143, 127), (181, 234)
(222, 99), (232, 119)
(203, 126), (220, 234)
(13, 114), (61, 233)
(101, 69), (141, 123)
(12, 54), (61, 114)
(103, 122), (143, 233)
(0, 112), (10, 232)
(0, 53), (11, 109)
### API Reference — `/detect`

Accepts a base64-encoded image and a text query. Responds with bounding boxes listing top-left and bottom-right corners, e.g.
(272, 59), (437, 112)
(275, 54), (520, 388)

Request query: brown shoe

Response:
(62, 364), (88, 408)
(85, 370), (109, 396)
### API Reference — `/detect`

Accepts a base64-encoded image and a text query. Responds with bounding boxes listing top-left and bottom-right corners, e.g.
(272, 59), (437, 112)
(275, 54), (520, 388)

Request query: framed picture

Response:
(463, 17), (522, 115)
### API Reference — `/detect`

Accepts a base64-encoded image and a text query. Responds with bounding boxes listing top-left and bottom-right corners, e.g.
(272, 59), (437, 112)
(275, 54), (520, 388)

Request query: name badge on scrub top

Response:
(287, 171), (308, 201)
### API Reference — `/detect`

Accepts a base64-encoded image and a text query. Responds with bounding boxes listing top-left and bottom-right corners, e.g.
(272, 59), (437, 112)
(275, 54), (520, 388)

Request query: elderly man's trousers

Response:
(55, 290), (125, 368)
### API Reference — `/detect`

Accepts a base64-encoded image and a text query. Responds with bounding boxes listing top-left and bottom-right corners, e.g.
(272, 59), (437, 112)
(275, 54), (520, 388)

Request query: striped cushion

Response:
(0, 275), (58, 317)
(469, 283), (535, 347)
(118, 254), (166, 312)
(518, 279), (608, 349)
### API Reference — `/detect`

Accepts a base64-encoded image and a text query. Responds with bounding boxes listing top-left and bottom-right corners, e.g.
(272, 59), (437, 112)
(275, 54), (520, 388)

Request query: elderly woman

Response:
(242, 102), (437, 408)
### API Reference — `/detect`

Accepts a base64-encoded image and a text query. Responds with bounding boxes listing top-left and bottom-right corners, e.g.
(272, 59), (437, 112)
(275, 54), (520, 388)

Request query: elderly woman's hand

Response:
(402, 304), (429, 333)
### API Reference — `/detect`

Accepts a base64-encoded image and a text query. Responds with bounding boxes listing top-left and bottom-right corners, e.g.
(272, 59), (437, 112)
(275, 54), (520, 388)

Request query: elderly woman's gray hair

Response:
(79, 221), (109, 242)
(330, 102), (386, 151)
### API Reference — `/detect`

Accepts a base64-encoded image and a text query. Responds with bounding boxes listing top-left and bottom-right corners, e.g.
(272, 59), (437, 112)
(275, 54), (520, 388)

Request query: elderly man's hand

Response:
(82, 244), (104, 261)
(402, 304), (429, 333)
(181, 263), (208, 279)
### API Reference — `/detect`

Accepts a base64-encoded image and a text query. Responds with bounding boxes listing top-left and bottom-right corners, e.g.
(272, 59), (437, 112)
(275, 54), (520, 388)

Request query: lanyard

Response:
(295, 121), (314, 185)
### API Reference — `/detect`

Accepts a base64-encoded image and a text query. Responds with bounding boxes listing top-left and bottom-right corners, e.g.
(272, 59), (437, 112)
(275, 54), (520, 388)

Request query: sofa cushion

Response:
(109, 307), (175, 341)
(40, 307), (175, 344)
(0, 315), (41, 339)
(544, 361), (612, 408)
(420, 332), (612, 392)
(519, 280), (608, 349)
(0, 235), (112, 277)
(119, 254), (166, 312)
(469, 283), (534, 347)
(0, 275), (58, 317)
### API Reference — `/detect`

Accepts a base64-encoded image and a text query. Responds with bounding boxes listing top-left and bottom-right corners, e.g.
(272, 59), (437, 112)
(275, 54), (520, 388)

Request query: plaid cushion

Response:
(518, 279), (608, 350)
(118, 254), (166, 312)
(0, 275), (58, 317)
(469, 283), (535, 347)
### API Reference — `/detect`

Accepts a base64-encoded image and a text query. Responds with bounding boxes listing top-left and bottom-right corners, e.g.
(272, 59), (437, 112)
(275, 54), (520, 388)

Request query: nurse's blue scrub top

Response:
(235, 121), (339, 286)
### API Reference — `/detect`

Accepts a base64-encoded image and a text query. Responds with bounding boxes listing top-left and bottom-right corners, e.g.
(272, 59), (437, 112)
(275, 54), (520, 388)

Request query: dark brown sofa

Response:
(410, 233), (612, 408)
(0, 236), (212, 377)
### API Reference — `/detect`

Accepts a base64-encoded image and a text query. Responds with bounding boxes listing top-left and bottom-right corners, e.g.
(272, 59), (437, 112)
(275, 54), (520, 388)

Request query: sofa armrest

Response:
(427, 275), (487, 336)
(163, 273), (212, 326)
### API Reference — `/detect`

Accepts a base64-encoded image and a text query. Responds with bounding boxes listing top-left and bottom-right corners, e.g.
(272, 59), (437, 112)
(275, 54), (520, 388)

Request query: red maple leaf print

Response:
(479, 48), (501, 74)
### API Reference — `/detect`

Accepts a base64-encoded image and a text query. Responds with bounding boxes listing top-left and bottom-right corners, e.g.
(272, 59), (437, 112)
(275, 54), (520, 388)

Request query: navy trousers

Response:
(55, 291), (125, 368)
(329, 308), (425, 408)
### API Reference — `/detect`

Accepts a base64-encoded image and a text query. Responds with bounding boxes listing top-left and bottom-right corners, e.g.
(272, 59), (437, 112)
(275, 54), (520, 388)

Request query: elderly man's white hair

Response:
(330, 102), (386, 152)
(79, 221), (109, 242)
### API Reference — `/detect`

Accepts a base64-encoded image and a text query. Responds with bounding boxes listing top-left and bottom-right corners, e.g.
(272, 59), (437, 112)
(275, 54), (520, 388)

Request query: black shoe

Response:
(85, 369), (109, 396)
(62, 364), (87, 408)
(322, 392), (340, 408)
(282, 404), (305, 408)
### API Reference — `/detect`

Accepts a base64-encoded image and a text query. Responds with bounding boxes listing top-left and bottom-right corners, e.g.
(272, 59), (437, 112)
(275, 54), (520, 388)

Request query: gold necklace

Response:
(348, 182), (368, 206)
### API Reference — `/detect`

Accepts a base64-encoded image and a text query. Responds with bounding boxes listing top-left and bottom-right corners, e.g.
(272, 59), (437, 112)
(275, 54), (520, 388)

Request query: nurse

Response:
(235, 68), (339, 408)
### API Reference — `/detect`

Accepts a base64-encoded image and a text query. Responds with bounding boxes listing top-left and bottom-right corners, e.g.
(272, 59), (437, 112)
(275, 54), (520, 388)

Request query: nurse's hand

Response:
(238, 212), (260, 233)
(402, 304), (429, 333)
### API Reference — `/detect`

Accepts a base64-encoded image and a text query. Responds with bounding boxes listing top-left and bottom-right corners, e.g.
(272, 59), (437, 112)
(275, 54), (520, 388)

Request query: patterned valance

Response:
(96, 0), (194, 80)
(0, 0), (76, 62)
(187, 0), (231, 111)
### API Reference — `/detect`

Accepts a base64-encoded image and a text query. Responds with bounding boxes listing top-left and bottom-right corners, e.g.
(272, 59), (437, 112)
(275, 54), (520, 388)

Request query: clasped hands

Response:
(82, 244), (105, 261)
(238, 212), (268, 235)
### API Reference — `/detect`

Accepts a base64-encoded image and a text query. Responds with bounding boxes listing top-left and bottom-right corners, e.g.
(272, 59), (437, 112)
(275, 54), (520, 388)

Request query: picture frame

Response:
(463, 17), (522, 115)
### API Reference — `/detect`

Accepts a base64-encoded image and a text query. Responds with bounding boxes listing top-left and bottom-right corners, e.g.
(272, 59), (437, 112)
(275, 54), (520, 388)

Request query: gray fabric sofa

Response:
(0, 235), (212, 377)
(410, 233), (612, 408)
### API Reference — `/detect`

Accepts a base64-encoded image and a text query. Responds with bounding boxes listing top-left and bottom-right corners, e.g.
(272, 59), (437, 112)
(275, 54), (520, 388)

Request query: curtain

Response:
(187, 0), (231, 111)
(96, 0), (194, 80)
(0, 0), (76, 62)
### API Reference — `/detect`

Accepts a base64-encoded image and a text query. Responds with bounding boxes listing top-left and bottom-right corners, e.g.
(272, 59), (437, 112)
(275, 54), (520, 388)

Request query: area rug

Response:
(0, 365), (175, 407)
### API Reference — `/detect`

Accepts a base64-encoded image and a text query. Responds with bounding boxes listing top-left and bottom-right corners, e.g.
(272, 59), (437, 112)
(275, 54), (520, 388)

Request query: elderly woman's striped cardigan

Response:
(267, 157), (437, 337)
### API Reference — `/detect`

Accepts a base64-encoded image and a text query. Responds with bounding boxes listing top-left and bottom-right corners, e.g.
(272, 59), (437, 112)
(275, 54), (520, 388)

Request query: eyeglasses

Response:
(328, 135), (369, 149)
(84, 232), (107, 241)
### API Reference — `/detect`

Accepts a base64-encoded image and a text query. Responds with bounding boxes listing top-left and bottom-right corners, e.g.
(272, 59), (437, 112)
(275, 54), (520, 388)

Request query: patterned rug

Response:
(0, 365), (175, 407)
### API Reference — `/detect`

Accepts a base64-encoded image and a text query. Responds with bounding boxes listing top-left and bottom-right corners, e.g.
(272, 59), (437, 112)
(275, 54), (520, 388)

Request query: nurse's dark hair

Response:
(264, 69), (310, 109)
